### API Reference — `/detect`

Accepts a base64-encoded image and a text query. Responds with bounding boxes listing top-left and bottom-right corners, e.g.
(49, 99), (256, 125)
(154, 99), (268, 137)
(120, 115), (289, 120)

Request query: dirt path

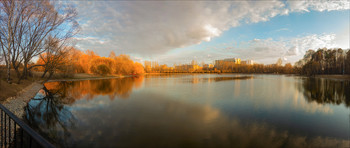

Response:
(2, 82), (44, 119)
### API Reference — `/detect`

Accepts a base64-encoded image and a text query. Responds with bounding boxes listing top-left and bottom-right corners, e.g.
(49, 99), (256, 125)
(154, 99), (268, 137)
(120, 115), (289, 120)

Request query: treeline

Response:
(210, 63), (294, 74)
(147, 63), (295, 74)
(296, 48), (350, 76)
(35, 49), (145, 78)
(146, 48), (349, 76)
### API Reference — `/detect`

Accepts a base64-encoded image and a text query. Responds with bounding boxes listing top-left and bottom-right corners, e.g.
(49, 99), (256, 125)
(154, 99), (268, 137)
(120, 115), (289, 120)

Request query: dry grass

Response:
(0, 69), (42, 102)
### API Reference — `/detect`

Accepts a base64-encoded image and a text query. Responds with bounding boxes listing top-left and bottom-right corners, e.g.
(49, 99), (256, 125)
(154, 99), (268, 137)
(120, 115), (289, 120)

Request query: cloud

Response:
(73, 1), (349, 65)
(140, 32), (348, 66)
(216, 33), (346, 64)
(274, 28), (290, 32)
(287, 0), (350, 12)
(75, 1), (349, 56)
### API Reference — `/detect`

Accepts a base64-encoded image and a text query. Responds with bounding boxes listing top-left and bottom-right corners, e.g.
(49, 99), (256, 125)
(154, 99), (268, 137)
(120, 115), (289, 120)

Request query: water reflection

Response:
(298, 77), (350, 107)
(44, 76), (143, 100)
(182, 76), (253, 83)
(24, 75), (350, 147)
(24, 86), (76, 147)
(66, 93), (348, 148)
(24, 76), (144, 146)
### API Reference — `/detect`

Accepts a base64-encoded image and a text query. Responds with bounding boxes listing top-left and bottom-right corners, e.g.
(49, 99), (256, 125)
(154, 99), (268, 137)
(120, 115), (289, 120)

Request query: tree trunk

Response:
(23, 62), (28, 79)
(13, 63), (21, 80)
(5, 52), (12, 84)
(41, 70), (48, 78)
(17, 62), (28, 84)
(6, 61), (11, 84)
(46, 71), (54, 81)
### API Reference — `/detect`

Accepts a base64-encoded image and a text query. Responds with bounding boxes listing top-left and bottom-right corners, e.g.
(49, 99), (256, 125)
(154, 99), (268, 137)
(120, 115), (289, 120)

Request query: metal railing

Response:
(0, 104), (55, 148)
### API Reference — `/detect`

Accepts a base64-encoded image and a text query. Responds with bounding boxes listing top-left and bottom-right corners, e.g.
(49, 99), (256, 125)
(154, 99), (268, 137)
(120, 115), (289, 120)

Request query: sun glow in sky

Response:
(73, 0), (349, 65)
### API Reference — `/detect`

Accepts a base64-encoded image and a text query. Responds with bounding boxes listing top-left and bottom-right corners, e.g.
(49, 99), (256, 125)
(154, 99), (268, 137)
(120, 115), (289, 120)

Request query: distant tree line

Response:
(146, 61), (295, 74)
(296, 48), (350, 76)
(146, 48), (349, 76)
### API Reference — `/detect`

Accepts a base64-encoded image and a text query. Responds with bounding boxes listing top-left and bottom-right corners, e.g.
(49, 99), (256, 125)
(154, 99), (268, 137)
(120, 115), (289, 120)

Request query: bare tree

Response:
(0, 0), (79, 83)
(0, 0), (22, 83)
(39, 36), (73, 80)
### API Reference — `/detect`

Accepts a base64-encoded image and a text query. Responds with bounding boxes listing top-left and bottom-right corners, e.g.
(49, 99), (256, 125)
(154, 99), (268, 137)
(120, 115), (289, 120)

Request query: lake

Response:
(24, 74), (350, 148)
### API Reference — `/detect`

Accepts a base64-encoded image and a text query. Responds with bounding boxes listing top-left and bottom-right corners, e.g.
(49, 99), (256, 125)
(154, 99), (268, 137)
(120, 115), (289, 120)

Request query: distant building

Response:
(191, 60), (198, 66)
(144, 61), (152, 72)
(144, 61), (160, 72)
(247, 60), (254, 65)
(242, 60), (254, 65)
(144, 61), (151, 67)
(214, 58), (241, 69)
(276, 58), (282, 66)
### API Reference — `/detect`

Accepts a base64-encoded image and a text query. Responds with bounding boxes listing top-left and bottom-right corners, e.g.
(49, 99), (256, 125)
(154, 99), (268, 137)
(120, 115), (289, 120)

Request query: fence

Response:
(0, 104), (54, 148)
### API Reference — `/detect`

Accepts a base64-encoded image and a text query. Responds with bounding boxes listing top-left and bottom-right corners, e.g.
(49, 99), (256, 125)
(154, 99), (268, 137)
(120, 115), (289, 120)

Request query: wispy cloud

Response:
(274, 28), (290, 32)
(73, 0), (349, 64)
(215, 33), (345, 64)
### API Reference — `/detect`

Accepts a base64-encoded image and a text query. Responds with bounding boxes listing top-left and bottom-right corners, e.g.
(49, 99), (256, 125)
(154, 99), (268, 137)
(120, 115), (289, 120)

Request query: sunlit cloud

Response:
(74, 0), (349, 64)
(216, 33), (347, 64)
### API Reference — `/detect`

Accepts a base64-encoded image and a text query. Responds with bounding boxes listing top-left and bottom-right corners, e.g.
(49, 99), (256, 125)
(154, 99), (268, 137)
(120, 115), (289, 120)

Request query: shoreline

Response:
(145, 73), (350, 80)
(0, 74), (126, 119)
(2, 82), (44, 119)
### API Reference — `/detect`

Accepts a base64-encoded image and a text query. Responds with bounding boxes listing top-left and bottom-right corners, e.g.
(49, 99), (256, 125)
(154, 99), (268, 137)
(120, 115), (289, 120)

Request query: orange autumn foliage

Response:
(36, 48), (145, 75)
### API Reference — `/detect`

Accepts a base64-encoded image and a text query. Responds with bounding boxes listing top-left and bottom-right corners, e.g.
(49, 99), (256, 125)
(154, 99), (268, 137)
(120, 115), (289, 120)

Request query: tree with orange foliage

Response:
(37, 49), (145, 76)
(89, 57), (114, 75)
(38, 36), (71, 79)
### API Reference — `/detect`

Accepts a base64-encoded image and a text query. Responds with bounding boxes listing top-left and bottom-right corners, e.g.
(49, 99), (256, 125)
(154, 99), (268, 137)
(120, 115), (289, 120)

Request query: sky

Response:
(72, 0), (350, 65)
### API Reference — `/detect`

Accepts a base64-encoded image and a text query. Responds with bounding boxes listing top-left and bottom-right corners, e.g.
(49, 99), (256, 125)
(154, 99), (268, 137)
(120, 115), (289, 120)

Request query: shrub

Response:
(96, 64), (111, 75)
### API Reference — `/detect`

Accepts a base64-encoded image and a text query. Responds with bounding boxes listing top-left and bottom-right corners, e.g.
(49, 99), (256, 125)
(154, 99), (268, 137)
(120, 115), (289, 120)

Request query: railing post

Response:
(9, 116), (11, 147)
(21, 128), (24, 148)
(1, 111), (3, 147)
(14, 123), (17, 148)
(0, 104), (55, 148)
(5, 113), (7, 147)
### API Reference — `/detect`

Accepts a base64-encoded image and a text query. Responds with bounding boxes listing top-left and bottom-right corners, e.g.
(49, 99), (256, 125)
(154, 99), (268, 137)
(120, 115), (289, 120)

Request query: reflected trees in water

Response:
(298, 78), (350, 107)
(24, 76), (144, 146)
(23, 75), (350, 147)
(44, 76), (143, 100)
(24, 85), (76, 146)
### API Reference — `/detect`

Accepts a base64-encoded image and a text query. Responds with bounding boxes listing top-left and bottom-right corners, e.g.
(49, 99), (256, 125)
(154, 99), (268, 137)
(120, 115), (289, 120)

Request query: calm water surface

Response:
(25, 74), (350, 148)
